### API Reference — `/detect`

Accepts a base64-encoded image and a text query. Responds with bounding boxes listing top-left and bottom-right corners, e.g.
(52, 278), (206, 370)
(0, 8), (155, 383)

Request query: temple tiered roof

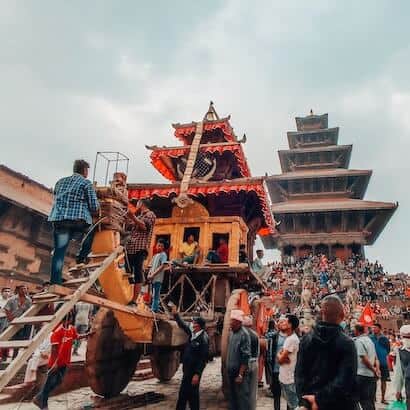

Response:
(264, 111), (397, 257)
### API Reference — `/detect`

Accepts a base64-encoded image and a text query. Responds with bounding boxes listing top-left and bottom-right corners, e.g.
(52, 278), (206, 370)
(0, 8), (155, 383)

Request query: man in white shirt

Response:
(277, 314), (300, 410)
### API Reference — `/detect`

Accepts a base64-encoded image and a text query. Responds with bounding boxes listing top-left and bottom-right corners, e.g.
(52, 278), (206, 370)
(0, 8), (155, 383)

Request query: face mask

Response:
(403, 339), (410, 349)
(189, 323), (195, 333)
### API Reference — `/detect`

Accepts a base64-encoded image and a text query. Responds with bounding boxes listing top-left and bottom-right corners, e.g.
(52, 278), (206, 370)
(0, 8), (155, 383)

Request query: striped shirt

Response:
(48, 173), (99, 225)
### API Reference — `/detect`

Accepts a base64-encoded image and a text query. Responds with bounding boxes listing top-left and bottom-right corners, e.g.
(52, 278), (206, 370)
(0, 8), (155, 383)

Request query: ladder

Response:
(173, 121), (203, 208)
(0, 247), (122, 392)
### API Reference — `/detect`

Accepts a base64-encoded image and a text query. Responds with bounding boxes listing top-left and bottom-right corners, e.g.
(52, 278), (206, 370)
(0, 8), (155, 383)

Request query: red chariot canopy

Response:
(150, 143), (251, 181)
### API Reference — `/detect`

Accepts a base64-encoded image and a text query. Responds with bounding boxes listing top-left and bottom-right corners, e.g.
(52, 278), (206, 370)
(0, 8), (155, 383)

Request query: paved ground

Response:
(0, 357), (395, 410)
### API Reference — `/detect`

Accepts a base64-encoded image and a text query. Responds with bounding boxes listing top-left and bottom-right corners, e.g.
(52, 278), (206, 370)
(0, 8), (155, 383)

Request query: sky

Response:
(1, 1), (409, 273)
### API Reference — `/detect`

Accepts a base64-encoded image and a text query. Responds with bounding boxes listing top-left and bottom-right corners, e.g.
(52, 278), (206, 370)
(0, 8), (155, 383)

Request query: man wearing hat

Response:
(226, 309), (251, 410)
(243, 315), (260, 410)
(393, 324), (410, 409)
(171, 305), (209, 410)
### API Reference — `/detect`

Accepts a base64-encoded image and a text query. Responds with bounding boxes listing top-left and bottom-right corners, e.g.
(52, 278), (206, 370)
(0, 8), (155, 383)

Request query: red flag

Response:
(358, 303), (375, 326)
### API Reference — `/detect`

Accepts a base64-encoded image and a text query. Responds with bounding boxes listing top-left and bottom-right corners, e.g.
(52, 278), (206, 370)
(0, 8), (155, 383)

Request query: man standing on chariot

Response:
(126, 198), (156, 304)
(48, 159), (99, 285)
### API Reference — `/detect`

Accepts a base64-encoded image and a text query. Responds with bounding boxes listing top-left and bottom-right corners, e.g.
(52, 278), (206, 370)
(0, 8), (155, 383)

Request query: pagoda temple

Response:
(128, 102), (274, 260)
(264, 111), (397, 261)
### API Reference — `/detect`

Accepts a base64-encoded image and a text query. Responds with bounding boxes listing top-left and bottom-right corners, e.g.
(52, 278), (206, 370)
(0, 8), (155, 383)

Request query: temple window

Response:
(15, 256), (31, 272)
(183, 227), (200, 243)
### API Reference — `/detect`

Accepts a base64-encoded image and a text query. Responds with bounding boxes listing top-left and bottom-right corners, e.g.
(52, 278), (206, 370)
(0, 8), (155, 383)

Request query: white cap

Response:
(230, 309), (245, 322)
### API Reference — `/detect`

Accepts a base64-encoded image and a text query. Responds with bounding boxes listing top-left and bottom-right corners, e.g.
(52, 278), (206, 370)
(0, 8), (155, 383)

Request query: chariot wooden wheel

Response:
(220, 289), (248, 398)
(150, 346), (181, 381)
(86, 308), (142, 398)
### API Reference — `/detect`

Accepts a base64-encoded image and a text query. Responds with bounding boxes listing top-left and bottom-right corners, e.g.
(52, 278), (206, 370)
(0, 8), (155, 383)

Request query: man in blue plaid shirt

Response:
(48, 160), (100, 284)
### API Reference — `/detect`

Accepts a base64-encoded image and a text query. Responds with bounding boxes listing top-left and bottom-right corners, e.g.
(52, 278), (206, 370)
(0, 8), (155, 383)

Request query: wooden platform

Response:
(172, 264), (251, 275)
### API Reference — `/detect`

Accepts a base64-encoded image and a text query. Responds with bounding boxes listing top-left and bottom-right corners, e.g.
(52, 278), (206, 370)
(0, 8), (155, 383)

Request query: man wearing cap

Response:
(226, 309), (251, 410)
(243, 315), (259, 410)
(171, 305), (209, 410)
(393, 324), (410, 409)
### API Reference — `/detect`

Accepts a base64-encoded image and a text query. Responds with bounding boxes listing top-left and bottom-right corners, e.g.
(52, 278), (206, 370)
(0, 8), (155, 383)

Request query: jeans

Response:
(270, 372), (282, 410)
(176, 373), (200, 410)
(50, 220), (94, 284)
(35, 366), (67, 408)
(151, 282), (162, 313)
(280, 382), (298, 410)
(356, 375), (376, 410)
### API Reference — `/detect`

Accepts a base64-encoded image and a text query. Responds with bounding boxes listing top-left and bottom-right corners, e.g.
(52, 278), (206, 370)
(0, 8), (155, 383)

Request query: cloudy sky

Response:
(1, 1), (408, 272)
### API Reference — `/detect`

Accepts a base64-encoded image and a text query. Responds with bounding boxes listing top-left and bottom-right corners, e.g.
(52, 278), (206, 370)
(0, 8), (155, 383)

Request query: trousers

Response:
(151, 282), (162, 313)
(35, 366), (67, 408)
(248, 361), (258, 410)
(50, 220), (94, 284)
(176, 373), (200, 410)
(228, 373), (250, 410)
(356, 375), (376, 410)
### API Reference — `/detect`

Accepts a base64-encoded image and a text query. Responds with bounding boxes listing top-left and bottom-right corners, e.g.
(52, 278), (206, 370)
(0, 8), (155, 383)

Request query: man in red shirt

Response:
(216, 238), (229, 263)
(33, 312), (90, 409)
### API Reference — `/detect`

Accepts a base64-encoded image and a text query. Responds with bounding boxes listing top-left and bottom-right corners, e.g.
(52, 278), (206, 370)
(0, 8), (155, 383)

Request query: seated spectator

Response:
(206, 238), (229, 264)
(176, 234), (200, 265)
(252, 250), (265, 273)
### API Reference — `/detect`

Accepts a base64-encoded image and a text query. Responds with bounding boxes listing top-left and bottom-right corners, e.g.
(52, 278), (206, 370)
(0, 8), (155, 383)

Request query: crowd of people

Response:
(1, 158), (408, 410)
(259, 253), (408, 333)
(222, 298), (410, 410)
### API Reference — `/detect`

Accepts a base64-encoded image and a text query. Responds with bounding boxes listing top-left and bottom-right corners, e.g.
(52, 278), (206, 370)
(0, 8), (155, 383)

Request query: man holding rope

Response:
(48, 159), (100, 285)
(33, 312), (91, 410)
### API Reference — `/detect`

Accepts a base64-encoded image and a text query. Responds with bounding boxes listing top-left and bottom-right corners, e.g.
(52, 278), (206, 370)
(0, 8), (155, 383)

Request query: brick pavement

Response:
(0, 357), (395, 410)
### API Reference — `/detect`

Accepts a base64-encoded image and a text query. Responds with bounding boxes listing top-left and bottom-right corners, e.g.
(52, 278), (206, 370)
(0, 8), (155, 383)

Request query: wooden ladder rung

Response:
(64, 277), (90, 287)
(11, 315), (54, 325)
(88, 253), (110, 258)
(0, 340), (31, 349)
(68, 262), (102, 273)
(32, 292), (58, 300)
